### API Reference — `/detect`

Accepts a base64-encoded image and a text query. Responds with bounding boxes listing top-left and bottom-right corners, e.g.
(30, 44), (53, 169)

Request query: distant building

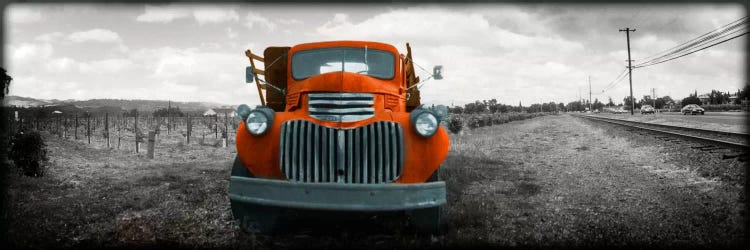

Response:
(203, 107), (236, 117)
(729, 94), (738, 103)
(697, 94), (710, 105)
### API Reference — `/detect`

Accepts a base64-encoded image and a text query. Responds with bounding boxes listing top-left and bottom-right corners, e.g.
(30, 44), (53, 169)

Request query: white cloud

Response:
(279, 19), (303, 25)
(34, 32), (65, 42)
(315, 8), (583, 52)
(78, 59), (134, 74)
(129, 46), (255, 104)
(226, 27), (238, 39)
(245, 12), (277, 31)
(193, 7), (239, 24)
(12, 43), (53, 62)
(45, 57), (77, 73)
(68, 29), (122, 43)
(8, 76), (85, 100)
(137, 5), (241, 25)
(136, 5), (190, 23)
(313, 7), (586, 105)
(7, 6), (42, 23)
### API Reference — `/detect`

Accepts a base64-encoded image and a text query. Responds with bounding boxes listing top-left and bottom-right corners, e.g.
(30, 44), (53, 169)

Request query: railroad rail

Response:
(574, 114), (749, 151)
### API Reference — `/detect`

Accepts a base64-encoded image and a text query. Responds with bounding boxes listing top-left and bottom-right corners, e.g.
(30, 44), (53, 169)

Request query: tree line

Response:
(449, 99), (564, 114)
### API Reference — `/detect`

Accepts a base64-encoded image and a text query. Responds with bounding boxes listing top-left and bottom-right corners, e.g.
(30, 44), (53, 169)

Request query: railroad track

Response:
(574, 114), (749, 152)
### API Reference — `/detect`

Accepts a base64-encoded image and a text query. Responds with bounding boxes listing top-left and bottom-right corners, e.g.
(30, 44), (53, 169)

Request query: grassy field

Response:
(2, 114), (745, 248)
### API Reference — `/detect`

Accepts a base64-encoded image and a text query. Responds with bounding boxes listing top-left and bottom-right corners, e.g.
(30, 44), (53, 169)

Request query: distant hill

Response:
(3, 96), (52, 107)
(3, 96), (234, 112)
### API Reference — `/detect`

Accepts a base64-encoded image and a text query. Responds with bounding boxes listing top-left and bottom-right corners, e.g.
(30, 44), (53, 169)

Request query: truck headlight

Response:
(411, 110), (439, 137)
(245, 107), (274, 135)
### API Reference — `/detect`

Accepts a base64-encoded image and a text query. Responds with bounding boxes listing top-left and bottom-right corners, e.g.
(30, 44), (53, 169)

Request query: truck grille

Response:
(279, 120), (404, 184)
(308, 93), (374, 122)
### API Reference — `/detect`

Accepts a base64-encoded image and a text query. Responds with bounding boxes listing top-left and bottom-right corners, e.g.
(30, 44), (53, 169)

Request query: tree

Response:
(681, 93), (702, 106)
(566, 101), (584, 112)
(464, 101), (487, 114)
(734, 85), (749, 104)
(654, 96), (674, 109)
(487, 99), (499, 113)
(623, 96), (640, 110)
(124, 108), (138, 117)
(153, 106), (184, 117)
(448, 106), (463, 114)
(607, 97), (615, 107)
(592, 98), (604, 111)
(1, 67), (11, 99)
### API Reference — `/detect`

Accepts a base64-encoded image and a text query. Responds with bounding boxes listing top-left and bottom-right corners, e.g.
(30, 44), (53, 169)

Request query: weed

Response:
(10, 130), (48, 177)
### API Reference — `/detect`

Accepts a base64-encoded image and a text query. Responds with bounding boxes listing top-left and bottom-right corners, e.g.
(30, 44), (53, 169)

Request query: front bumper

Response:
(229, 176), (446, 211)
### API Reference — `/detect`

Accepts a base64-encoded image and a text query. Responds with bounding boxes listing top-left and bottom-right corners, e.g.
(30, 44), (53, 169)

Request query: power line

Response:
(598, 69), (629, 94)
(634, 17), (748, 67)
(635, 16), (748, 63)
(634, 30), (748, 68)
(635, 21), (747, 67)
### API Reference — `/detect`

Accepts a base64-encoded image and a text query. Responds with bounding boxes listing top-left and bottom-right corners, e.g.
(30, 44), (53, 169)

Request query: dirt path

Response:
(441, 114), (745, 247)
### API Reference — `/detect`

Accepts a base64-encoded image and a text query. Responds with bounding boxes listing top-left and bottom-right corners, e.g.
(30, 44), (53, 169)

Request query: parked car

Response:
(640, 105), (655, 114)
(681, 104), (705, 115)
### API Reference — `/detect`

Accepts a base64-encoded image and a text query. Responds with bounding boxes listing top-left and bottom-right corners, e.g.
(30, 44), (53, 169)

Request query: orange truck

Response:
(229, 40), (449, 232)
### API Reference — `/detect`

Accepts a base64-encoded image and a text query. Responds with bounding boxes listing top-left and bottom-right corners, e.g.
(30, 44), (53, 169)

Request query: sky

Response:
(3, 3), (747, 107)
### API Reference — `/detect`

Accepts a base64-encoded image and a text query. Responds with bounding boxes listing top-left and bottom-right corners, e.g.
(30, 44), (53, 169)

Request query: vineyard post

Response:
(214, 114), (218, 139)
(167, 100), (171, 135)
(186, 114), (191, 144)
(105, 113), (110, 148)
(55, 115), (59, 137)
(147, 131), (155, 159)
(117, 115), (121, 149)
(6, 111), (11, 139)
(87, 113), (91, 144)
(135, 110), (139, 153)
(74, 113), (78, 140)
(63, 116), (67, 138)
(224, 112), (228, 147)
(154, 117), (159, 141)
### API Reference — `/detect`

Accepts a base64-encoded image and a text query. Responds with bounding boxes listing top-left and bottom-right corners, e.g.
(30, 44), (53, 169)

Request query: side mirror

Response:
(433, 65), (443, 80)
(245, 66), (254, 83)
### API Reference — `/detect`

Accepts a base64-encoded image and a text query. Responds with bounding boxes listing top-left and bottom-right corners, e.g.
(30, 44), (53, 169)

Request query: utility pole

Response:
(588, 76), (592, 112)
(620, 27), (636, 115)
(167, 100), (171, 134)
(578, 87), (583, 111)
(652, 88), (656, 113)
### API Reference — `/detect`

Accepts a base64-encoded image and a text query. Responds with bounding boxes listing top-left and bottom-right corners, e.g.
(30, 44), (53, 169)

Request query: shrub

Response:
(484, 116), (493, 127)
(467, 116), (481, 130)
(447, 116), (464, 134)
(10, 130), (48, 177)
(492, 115), (507, 125)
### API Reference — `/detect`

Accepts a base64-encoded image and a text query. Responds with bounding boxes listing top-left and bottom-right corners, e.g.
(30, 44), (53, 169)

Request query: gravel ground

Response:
(596, 112), (747, 133)
(1, 114), (746, 249)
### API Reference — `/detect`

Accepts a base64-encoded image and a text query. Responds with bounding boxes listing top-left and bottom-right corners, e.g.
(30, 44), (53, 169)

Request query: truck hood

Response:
(287, 71), (403, 97)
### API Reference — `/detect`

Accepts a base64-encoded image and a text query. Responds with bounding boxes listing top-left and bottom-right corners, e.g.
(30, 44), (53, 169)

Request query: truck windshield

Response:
(291, 47), (395, 80)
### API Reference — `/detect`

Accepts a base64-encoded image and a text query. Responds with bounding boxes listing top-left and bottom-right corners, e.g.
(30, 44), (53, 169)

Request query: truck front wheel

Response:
(230, 156), (282, 233)
(409, 168), (443, 234)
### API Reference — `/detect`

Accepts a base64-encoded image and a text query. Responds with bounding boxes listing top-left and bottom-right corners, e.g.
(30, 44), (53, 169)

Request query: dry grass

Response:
(3, 114), (744, 248)
(3, 131), (241, 248)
